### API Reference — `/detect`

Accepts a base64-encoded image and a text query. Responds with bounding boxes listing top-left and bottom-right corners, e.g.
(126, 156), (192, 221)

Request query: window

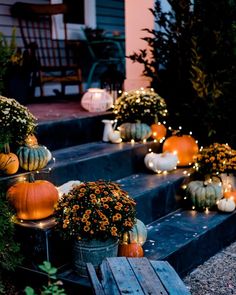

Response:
(51, 0), (96, 40)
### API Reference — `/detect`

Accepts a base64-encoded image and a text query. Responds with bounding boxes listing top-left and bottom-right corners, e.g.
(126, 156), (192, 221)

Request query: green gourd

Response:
(119, 123), (152, 141)
(17, 145), (51, 171)
(186, 180), (223, 210)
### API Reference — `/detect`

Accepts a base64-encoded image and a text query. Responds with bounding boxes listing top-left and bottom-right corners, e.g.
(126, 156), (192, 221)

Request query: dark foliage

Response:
(128, 0), (236, 147)
(0, 190), (22, 294)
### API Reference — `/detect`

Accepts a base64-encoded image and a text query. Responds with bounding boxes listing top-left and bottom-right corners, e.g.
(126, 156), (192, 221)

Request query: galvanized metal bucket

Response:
(73, 238), (119, 277)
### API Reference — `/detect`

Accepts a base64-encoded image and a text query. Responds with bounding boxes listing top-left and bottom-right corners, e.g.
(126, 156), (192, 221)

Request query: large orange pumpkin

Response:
(150, 123), (167, 141)
(0, 143), (19, 175)
(162, 135), (199, 167)
(7, 178), (59, 220)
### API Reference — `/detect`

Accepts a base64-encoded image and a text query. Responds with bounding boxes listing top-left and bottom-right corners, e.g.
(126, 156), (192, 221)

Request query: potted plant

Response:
(112, 88), (168, 142)
(113, 88), (168, 126)
(193, 143), (236, 192)
(54, 180), (136, 277)
(0, 29), (17, 97)
(0, 96), (36, 145)
(0, 28), (34, 104)
(0, 96), (37, 175)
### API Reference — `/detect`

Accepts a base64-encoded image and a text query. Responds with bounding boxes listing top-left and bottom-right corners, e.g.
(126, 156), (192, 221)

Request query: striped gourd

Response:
(186, 180), (223, 210)
(17, 145), (51, 171)
(119, 123), (152, 141)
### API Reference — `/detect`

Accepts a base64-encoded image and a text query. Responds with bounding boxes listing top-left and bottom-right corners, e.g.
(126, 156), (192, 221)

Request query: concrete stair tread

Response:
(45, 141), (159, 185)
(116, 170), (189, 224)
(117, 169), (189, 196)
(144, 208), (236, 276)
(52, 141), (151, 164)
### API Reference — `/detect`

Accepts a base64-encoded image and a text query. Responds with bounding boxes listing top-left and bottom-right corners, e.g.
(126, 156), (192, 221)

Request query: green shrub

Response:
(0, 190), (22, 294)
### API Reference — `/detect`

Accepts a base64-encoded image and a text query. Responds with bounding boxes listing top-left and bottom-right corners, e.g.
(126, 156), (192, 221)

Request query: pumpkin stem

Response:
(122, 232), (129, 245)
(28, 173), (35, 183)
(211, 174), (223, 183)
(172, 129), (181, 136)
(3, 143), (10, 154)
(154, 114), (158, 124)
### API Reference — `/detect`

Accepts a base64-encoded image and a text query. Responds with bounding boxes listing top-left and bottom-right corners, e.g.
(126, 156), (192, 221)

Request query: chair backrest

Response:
(11, 2), (75, 69)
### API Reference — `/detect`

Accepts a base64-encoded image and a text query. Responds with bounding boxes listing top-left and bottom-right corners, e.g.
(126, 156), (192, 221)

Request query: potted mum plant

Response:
(113, 88), (168, 142)
(0, 96), (36, 175)
(113, 88), (168, 125)
(54, 180), (136, 277)
(0, 96), (36, 146)
(194, 143), (236, 192)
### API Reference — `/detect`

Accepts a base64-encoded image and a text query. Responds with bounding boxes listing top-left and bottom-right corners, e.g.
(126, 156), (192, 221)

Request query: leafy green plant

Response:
(0, 28), (18, 95)
(0, 190), (23, 294)
(25, 261), (66, 295)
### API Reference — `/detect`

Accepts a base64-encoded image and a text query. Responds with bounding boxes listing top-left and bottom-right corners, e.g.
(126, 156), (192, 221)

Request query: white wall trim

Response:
(50, 0), (96, 40)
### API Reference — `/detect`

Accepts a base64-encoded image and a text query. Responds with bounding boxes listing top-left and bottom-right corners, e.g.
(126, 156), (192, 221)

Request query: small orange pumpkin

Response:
(24, 133), (38, 146)
(162, 134), (199, 166)
(118, 232), (144, 257)
(118, 242), (144, 257)
(150, 123), (167, 141)
(224, 191), (236, 204)
(7, 176), (59, 220)
(0, 143), (19, 175)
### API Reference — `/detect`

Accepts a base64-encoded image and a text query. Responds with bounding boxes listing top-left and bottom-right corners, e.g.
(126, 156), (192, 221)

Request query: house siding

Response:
(0, 0), (125, 42)
(96, 0), (125, 34)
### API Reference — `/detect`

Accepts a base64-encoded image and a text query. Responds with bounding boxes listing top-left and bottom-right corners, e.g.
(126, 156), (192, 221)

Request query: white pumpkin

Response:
(217, 198), (235, 213)
(144, 152), (178, 172)
(108, 130), (122, 143)
(57, 180), (82, 199)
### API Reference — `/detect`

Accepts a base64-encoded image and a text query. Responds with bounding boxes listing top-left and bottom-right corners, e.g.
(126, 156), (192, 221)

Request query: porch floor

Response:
(26, 96), (100, 122)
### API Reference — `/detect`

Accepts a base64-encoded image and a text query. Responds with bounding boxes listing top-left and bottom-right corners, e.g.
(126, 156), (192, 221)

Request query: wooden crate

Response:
(87, 257), (191, 295)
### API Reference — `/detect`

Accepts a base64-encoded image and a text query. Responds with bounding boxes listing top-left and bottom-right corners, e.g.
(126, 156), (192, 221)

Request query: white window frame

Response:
(50, 0), (96, 40)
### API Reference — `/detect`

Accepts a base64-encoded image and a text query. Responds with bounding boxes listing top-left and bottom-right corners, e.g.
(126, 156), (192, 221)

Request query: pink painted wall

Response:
(124, 0), (154, 91)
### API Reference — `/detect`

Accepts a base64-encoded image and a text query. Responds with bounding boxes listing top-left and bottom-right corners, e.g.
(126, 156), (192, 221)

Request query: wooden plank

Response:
(128, 257), (168, 295)
(86, 263), (106, 295)
(150, 261), (191, 295)
(100, 259), (120, 295)
(107, 257), (145, 295)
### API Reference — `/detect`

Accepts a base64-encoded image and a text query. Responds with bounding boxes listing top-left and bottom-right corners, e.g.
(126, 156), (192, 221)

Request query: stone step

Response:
(36, 112), (113, 150)
(0, 141), (160, 189)
(41, 141), (160, 186)
(144, 209), (236, 277)
(117, 170), (188, 224)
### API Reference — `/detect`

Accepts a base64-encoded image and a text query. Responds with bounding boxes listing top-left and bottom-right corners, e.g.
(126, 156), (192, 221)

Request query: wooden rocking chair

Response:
(11, 2), (83, 98)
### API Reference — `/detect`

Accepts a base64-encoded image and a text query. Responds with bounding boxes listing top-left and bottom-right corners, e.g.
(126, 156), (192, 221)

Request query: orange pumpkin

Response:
(118, 242), (144, 257)
(24, 133), (38, 146)
(7, 178), (59, 220)
(0, 143), (19, 175)
(224, 191), (236, 204)
(162, 135), (199, 166)
(151, 123), (167, 141)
